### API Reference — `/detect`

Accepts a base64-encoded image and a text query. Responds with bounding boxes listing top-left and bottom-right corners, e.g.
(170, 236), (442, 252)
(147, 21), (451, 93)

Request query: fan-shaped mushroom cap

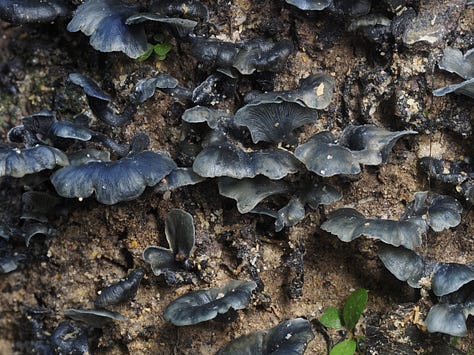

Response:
(164, 280), (257, 326)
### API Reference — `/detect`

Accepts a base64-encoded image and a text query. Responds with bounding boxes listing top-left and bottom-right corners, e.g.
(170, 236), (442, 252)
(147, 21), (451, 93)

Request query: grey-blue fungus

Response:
(21, 191), (61, 222)
(143, 209), (195, 276)
(425, 301), (474, 337)
(218, 317), (314, 355)
(67, 0), (147, 58)
(154, 167), (206, 192)
(0, 145), (69, 178)
(64, 308), (127, 328)
(125, 13), (198, 38)
(322, 192), (461, 249)
(0, 254), (27, 274)
(193, 139), (301, 180)
(182, 106), (232, 130)
(295, 131), (360, 177)
(218, 176), (291, 214)
(0, 0), (72, 24)
(234, 102), (318, 145)
(164, 280), (257, 326)
(252, 182), (342, 231)
(94, 268), (145, 308)
(51, 150), (177, 205)
(321, 208), (426, 249)
(433, 47), (474, 98)
(285, 0), (332, 11)
(296, 125), (416, 176)
(69, 73), (136, 127)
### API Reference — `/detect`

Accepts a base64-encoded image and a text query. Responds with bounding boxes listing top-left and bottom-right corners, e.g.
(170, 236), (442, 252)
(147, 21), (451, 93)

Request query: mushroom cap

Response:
(378, 245), (430, 288)
(425, 302), (474, 337)
(67, 0), (147, 58)
(193, 140), (300, 180)
(51, 151), (176, 204)
(285, 0), (332, 11)
(234, 102), (318, 144)
(64, 309), (127, 328)
(295, 131), (360, 177)
(0, 145), (69, 178)
(438, 46), (474, 80)
(164, 280), (257, 326)
(219, 176), (291, 214)
(321, 208), (426, 250)
(94, 268), (145, 308)
(432, 263), (474, 297)
(218, 317), (314, 354)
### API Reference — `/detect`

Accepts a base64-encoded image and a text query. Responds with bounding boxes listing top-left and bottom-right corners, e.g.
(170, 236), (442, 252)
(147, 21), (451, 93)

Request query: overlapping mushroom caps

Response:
(234, 74), (335, 144)
(295, 125), (417, 177)
(379, 245), (474, 336)
(218, 318), (314, 354)
(69, 73), (137, 127)
(433, 46), (474, 98)
(164, 280), (257, 326)
(191, 37), (293, 76)
(0, 145), (69, 178)
(50, 135), (177, 204)
(321, 192), (462, 249)
(143, 209), (195, 276)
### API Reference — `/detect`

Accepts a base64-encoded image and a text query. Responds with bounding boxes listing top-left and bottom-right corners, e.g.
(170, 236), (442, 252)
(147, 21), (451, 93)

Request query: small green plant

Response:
(319, 288), (368, 355)
(136, 35), (172, 62)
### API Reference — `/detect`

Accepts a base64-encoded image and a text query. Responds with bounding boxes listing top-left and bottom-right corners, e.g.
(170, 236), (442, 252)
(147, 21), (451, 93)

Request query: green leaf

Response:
(154, 43), (172, 60)
(136, 43), (154, 62)
(343, 288), (368, 331)
(319, 306), (343, 329)
(330, 339), (357, 355)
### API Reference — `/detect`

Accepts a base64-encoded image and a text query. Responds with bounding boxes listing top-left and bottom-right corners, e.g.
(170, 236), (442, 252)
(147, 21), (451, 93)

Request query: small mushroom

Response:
(164, 280), (257, 326)
(67, 0), (147, 58)
(218, 317), (314, 354)
(182, 106), (232, 130)
(338, 125), (417, 165)
(154, 167), (206, 192)
(233, 38), (294, 75)
(69, 73), (136, 127)
(235, 102), (318, 145)
(132, 74), (192, 103)
(193, 137), (301, 180)
(51, 149), (177, 205)
(295, 131), (360, 177)
(433, 47), (474, 98)
(0, 254), (27, 274)
(94, 268), (145, 308)
(143, 209), (195, 276)
(400, 191), (463, 232)
(321, 208), (426, 249)
(425, 301), (474, 337)
(285, 0), (332, 11)
(0, 145), (69, 178)
(0, 0), (72, 24)
(125, 13), (198, 38)
(218, 176), (291, 214)
(64, 309), (127, 328)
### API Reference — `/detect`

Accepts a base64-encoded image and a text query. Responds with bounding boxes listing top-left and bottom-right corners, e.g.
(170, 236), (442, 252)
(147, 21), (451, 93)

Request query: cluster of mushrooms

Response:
(0, 0), (473, 353)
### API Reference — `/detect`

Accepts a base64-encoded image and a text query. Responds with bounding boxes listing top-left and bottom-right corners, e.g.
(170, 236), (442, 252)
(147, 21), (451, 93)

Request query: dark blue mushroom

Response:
(143, 209), (195, 276)
(51, 150), (176, 205)
(164, 280), (257, 326)
(0, 0), (72, 24)
(67, 0), (147, 58)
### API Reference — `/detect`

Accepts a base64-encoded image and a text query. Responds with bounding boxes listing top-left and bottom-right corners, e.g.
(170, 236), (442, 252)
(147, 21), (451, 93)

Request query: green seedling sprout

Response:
(319, 288), (368, 355)
(136, 34), (172, 62)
